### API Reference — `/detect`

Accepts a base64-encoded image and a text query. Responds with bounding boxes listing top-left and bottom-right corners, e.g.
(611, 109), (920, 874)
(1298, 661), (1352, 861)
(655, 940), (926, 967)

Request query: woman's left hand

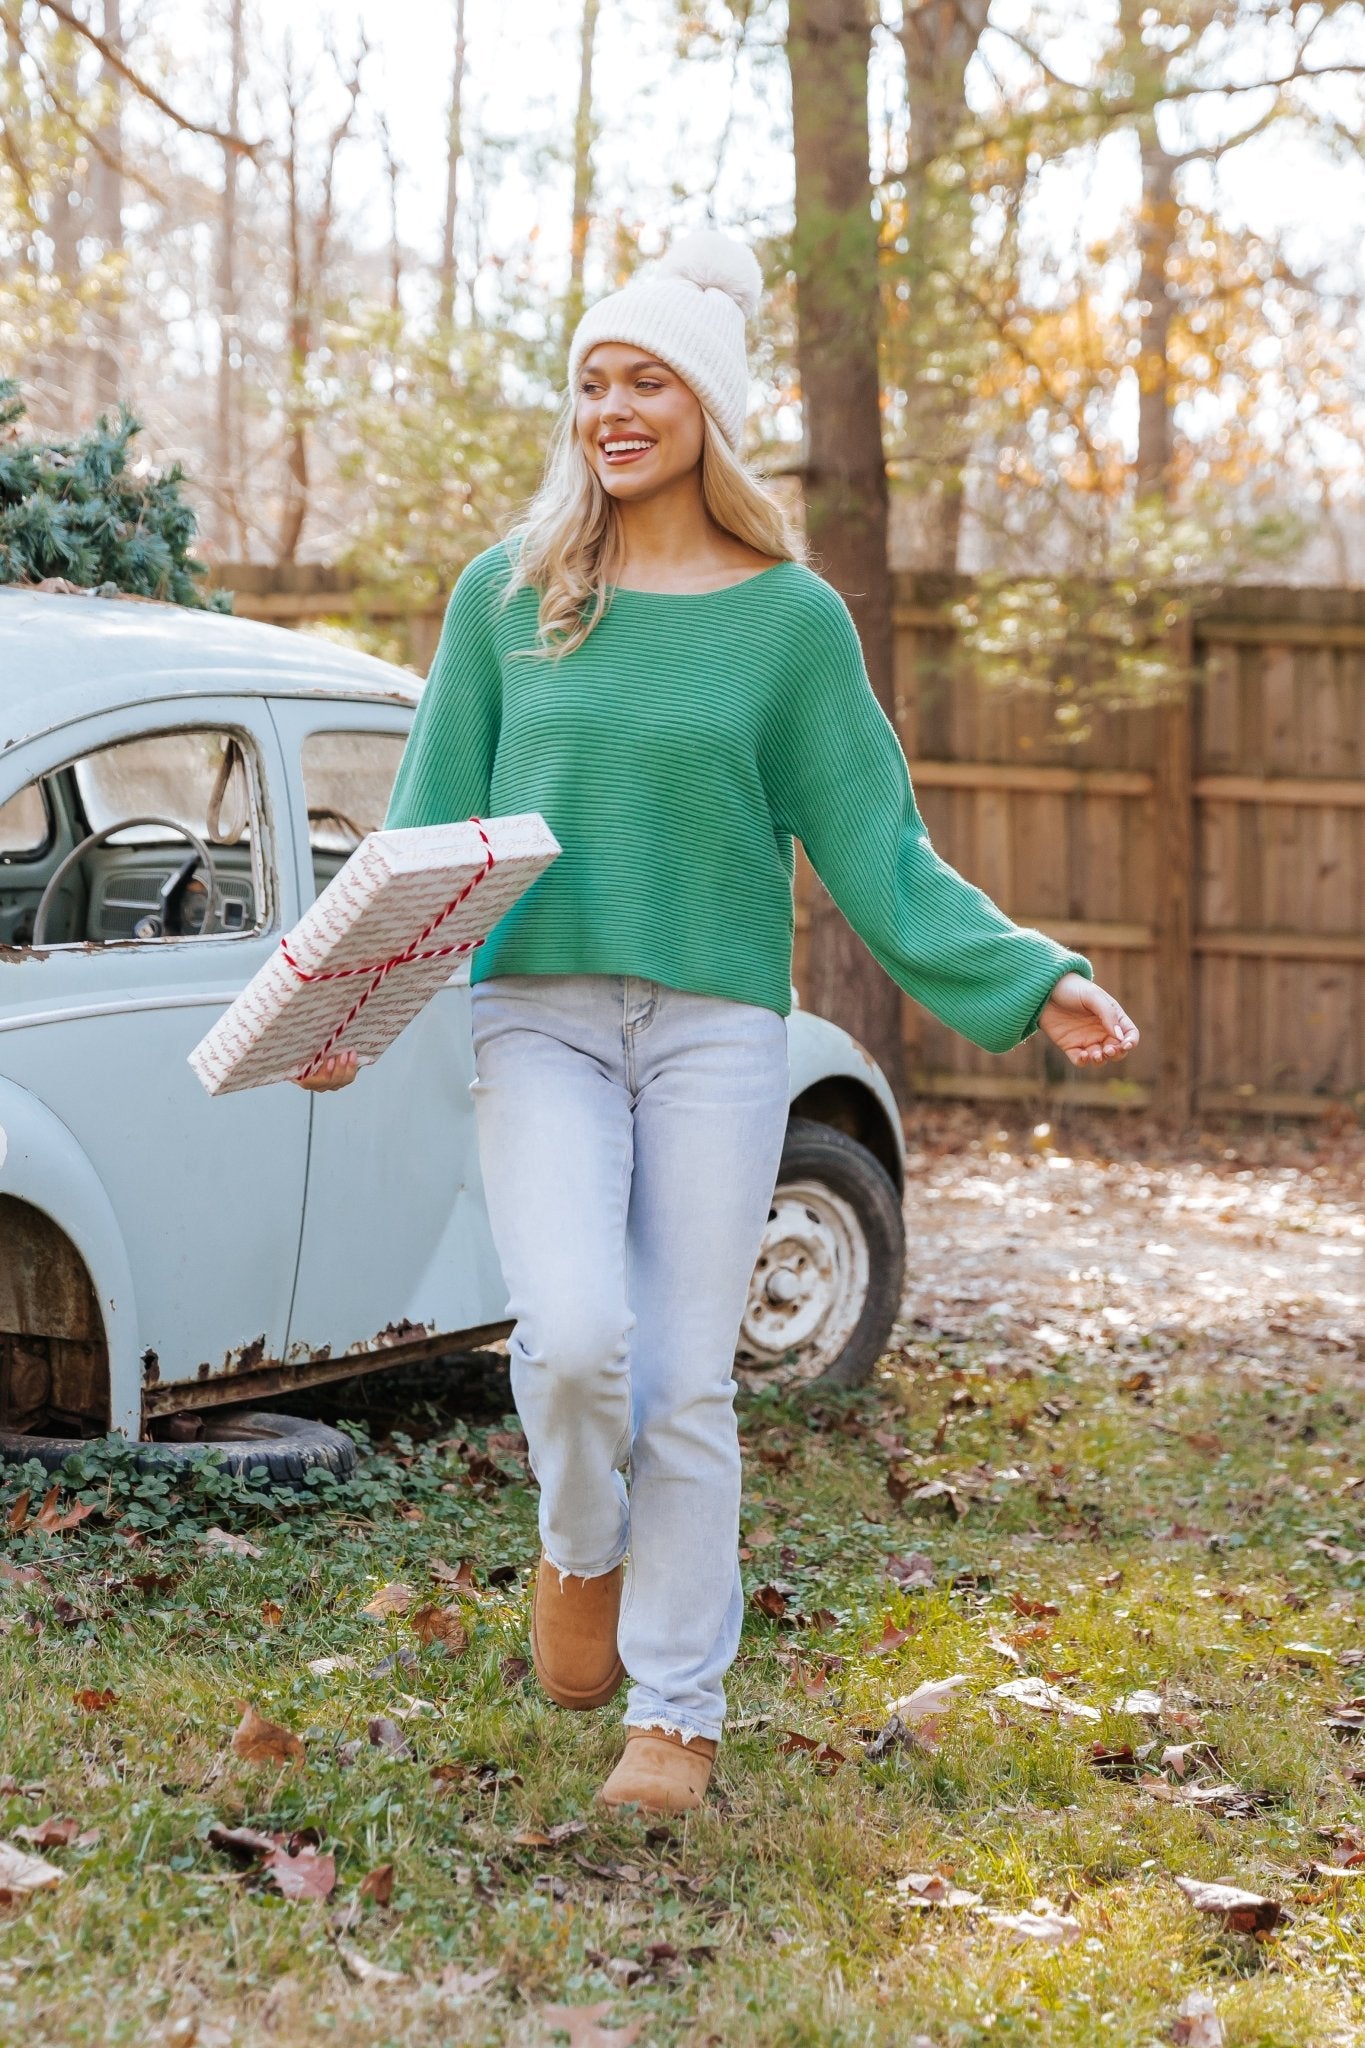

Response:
(1039, 972), (1139, 1067)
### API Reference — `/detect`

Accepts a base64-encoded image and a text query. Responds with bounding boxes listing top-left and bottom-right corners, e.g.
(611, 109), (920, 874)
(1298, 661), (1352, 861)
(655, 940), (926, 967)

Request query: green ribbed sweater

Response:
(382, 541), (1091, 1050)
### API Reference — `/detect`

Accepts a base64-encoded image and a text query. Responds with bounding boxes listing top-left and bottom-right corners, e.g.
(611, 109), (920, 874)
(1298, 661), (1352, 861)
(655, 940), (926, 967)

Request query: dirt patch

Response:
(896, 1105), (1365, 1382)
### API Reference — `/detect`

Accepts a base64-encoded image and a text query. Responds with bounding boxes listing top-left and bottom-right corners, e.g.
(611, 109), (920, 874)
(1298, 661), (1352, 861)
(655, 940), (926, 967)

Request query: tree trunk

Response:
(436, 0), (466, 328)
(1133, 120), (1176, 498)
(896, 0), (990, 572)
(43, 18), (86, 422)
(215, 0), (246, 553)
(563, 0), (599, 347)
(787, 0), (905, 1102)
(89, 0), (124, 413)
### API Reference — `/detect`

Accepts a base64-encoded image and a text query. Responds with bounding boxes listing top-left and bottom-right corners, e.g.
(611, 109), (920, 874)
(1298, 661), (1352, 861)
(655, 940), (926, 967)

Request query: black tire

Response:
(737, 1117), (905, 1395)
(0, 1409), (357, 1486)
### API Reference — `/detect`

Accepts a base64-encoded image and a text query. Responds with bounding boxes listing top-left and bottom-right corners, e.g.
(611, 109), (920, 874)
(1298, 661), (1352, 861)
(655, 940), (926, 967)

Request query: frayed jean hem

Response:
(624, 1710), (722, 1746)
(543, 1543), (628, 1591)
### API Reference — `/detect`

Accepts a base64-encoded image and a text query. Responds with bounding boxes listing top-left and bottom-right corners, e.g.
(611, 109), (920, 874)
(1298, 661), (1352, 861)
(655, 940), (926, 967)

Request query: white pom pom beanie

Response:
(566, 228), (762, 451)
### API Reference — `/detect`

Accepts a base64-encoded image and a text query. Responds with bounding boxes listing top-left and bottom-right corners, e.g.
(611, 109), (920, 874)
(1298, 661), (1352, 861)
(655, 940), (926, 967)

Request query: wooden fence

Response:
(223, 566), (1365, 1120)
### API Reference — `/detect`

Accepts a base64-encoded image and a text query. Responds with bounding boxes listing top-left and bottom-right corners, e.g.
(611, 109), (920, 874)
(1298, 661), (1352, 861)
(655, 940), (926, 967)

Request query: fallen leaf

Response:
(861, 1615), (916, 1656)
(72, 1687), (116, 1713)
(909, 1479), (967, 1516)
(367, 1717), (413, 1759)
(336, 1942), (403, 1984)
(884, 1551), (936, 1589)
(5, 1491), (31, 1534)
(1087, 1744), (1142, 1778)
(265, 1842), (336, 1901)
(0, 1558), (47, 1588)
(776, 1730), (846, 1772)
(894, 1870), (981, 1909)
(439, 1963), (501, 2000)
(408, 1603), (469, 1654)
(260, 1600), (283, 1628)
(230, 1703), (305, 1766)
(307, 1656), (358, 1677)
(428, 1558), (482, 1596)
(0, 1841), (63, 1897)
(207, 1823), (279, 1862)
(359, 1863), (394, 1905)
(200, 1528), (263, 1559)
(987, 1632), (1023, 1667)
(33, 1488), (96, 1536)
(11, 1816), (81, 1849)
(1114, 1688), (1164, 1718)
(360, 1582), (416, 1619)
(536, 2000), (643, 2046)
(1323, 1695), (1365, 1736)
(1010, 1592), (1060, 1619)
(993, 1677), (1099, 1722)
(986, 1904), (1081, 1945)
(500, 1654), (530, 1687)
(1171, 1990), (1224, 2048)
(750, 1583), (790, 1621)
(1174, 1875), (1288, 1936)
(888, 1674), (969, 1724)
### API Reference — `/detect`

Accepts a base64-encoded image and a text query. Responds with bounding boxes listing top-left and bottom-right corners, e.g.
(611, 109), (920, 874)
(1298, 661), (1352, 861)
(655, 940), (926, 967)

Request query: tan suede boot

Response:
(596, 1726), (719, 1814)
(529, 1553), (625, 1710)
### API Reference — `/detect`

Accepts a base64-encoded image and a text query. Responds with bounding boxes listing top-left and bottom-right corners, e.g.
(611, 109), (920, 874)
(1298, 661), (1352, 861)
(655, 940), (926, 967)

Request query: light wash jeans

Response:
(468, 972), (790, 1743)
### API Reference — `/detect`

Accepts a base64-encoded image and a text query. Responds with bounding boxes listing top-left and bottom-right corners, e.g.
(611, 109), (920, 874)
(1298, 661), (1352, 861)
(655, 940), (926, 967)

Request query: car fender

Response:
(0, 1077), (142, 1435)
(785, 1008), (906, 1183)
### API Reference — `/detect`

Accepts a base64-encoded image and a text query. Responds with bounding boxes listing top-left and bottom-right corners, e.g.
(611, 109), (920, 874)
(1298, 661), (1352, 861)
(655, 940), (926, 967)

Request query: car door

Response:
(267, 698), (506, 1363)
(0, 701), (310, 1427)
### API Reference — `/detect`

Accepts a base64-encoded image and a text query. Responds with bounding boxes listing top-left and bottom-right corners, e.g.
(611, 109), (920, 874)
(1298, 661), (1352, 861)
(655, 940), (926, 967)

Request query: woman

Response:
(300, 229), (1138, 1815)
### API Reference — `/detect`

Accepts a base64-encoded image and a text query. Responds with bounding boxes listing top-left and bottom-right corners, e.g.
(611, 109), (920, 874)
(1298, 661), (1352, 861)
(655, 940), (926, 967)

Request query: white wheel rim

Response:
(735, 1178), (870, 1391)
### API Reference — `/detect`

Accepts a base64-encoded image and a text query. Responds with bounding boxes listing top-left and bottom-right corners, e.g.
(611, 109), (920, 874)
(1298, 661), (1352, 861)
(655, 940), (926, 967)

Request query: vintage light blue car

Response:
(0, 589), (906, 1475)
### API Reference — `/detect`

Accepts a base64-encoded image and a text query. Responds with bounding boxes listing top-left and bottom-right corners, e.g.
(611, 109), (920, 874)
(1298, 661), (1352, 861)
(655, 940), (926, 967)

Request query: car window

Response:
(75, 730), (253, 847)
(0, 781), (51, 860)
(8, 726), (269, 949)
(300, 730), (406, 897)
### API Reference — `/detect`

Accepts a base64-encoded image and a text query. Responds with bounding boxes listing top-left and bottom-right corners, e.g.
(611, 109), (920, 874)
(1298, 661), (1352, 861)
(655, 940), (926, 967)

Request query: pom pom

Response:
(653, 229), (762, 319)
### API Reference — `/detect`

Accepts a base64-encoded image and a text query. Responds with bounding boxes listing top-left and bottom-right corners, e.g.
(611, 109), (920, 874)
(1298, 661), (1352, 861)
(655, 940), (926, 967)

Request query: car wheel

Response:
(0, 1409), (357, 1486)
(735, 1117), (905, 1395)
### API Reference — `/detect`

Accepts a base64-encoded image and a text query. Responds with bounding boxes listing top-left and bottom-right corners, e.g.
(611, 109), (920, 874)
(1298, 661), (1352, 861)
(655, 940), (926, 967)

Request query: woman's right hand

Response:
(291, 1049), (361, 1091)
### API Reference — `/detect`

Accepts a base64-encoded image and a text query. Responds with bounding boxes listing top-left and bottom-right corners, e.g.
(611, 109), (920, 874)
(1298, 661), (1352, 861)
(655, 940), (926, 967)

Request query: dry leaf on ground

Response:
(200, 1528), (262, 1559)
(986, 1903), (1081, 1945)
(230, 1703), (305, 1766)
(408, 1603), (469, 1654)
(1114, 1688), (1164, 1717)
(359, 1863), (394, 1905)
(993, 1677), (1100, 1721)
(887, 1674), (968, 1723)
(265, 1842), (336, 1901)
(72, 1687), (116, 1712)
(336, 1943), (404, 1985)
(33, 1487), (96, 1536)
(260, 1600), (283, 1628)
(0, 1841), (64, 1898)
(894, 1871), (981, 1909)
(12, 1816), (85, 1849)
(307, 1656), (358, 1677)
(536, 2001), (643, 2047)
(1171, 1991), (1224, 2047)
(439, 1963), (501, 2000)
(861, 1616), (916, 1656)
(1174, 1876), (1289, 1936)
(429, 1558), (482, 1596)
(360, 1582), (416, 1619)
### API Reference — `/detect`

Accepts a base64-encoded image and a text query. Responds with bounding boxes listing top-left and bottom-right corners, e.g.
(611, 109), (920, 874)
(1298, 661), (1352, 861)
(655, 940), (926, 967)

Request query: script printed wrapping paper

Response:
(188, 814), (560, 1095)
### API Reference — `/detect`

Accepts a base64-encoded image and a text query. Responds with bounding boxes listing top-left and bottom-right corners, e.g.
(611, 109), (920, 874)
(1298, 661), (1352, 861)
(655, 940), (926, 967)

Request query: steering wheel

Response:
(32, 815), (222, 949)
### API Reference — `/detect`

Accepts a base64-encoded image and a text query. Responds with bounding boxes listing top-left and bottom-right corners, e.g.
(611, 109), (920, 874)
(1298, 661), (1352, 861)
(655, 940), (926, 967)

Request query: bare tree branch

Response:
(38, 0), (260, 155)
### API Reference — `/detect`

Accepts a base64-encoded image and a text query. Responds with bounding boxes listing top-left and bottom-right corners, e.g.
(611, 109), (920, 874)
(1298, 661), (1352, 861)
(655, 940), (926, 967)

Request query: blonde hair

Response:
(496, 393), (807, 658)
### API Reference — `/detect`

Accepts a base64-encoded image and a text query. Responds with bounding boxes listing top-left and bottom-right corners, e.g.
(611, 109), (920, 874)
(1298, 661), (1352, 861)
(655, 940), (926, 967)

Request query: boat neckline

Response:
(603, 561), (793, 600)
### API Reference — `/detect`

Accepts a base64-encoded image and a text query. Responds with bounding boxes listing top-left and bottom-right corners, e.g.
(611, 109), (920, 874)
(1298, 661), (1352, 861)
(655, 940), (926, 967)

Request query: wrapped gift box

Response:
(189, 814), (560, 1095)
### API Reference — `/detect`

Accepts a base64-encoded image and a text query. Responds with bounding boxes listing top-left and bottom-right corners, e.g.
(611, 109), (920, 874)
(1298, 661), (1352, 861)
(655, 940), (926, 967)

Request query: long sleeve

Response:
(761, 579), (1092, 1054)
(383, 550), (503, 831)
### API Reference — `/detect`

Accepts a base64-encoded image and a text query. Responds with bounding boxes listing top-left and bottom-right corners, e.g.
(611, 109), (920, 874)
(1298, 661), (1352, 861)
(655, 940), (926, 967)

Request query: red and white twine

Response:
(281, 818), (496, 1079)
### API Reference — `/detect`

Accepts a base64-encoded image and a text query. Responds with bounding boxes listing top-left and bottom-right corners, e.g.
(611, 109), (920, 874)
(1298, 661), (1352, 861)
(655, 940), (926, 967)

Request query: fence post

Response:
(1153, 618), (1196, 1125)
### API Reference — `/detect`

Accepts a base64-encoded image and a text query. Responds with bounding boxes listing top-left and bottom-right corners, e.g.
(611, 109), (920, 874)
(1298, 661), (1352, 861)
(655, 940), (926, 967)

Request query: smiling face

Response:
(575, 341), (706, 499)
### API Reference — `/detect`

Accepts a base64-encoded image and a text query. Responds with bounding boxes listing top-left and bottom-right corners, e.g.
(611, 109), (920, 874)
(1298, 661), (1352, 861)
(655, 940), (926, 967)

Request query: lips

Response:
(600, 440), (656, 465)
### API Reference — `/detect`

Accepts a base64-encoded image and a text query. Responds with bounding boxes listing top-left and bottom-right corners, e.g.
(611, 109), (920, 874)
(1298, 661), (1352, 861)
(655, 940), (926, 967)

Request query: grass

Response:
(3, 1161), (1365, 2043)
